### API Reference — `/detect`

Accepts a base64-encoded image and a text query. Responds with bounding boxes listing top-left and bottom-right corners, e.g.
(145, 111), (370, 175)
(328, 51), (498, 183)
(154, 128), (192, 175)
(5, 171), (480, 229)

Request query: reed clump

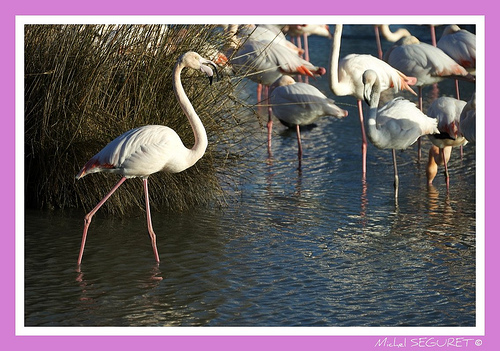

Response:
(25, 24), (253, 215)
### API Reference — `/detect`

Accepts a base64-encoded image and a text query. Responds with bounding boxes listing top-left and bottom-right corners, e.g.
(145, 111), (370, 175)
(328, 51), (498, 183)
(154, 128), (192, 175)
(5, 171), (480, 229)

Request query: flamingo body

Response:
(270, 76), (348, 127)
(367, 96), (439, 150)
(426, 96), (467, 148)
(269, 75), (347, 160)
(363, 69), (438, 198)
(229, 35), (325, 86)
(437, 25), (476, 71)
(425, 96), (467, 188)
(384, 36), (474, 86)
(76, 125), (201, 179)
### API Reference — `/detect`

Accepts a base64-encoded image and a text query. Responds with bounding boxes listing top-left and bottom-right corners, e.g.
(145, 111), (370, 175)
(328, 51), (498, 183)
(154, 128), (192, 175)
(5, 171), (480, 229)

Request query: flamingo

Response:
(362, 70), (439, 199)
(384, 35), (474, 109)
(226, 25), (325, 88)
(459, 92), (476, 143)
(329, 24), (418, 179)
(373, 24), (411, 60)
(269, 75), (348, 162)
(232, 24), (304, 101)
(75, 51), (218, 265)
(437, 25), (476, 100)
(226, 25), (326, 151)
(425, 96), (467, 188)
(384, 35), (474, 159)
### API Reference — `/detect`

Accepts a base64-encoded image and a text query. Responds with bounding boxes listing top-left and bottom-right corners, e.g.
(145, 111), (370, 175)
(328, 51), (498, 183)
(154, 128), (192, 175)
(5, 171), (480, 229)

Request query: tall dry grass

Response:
(24, 24), (255, 215)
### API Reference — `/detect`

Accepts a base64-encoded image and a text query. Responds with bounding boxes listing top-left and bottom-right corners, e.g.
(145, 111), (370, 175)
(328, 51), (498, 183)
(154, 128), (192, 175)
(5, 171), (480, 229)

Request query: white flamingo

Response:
(75, 52), (217, 265)
(269, 75), (348, 162)
(425, 96), (467, 188)
(363, 69), (439, 198)
(329, 24), (418, 179)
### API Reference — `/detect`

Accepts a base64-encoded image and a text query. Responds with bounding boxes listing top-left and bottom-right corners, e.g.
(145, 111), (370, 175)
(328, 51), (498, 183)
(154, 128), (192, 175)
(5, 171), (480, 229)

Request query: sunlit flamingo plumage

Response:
(75, 51), (217, 265)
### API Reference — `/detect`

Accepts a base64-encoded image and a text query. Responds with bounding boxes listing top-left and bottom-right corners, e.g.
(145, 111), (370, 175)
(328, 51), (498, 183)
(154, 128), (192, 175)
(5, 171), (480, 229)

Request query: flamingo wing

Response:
(437, 30), (476, 69)
(76, 125), (187, 179)
(375, 98), (439, 149)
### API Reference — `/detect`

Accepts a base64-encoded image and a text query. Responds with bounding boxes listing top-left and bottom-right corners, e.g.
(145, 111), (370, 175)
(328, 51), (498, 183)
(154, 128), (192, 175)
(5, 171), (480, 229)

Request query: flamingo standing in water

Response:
(269, 75), (348, 163)
(226, 25), (326, 151)
(362, 70), (439, 199)
(329, 24), (418, 179)
(75, 51), (218, 265)
(425, 96), (467, 189)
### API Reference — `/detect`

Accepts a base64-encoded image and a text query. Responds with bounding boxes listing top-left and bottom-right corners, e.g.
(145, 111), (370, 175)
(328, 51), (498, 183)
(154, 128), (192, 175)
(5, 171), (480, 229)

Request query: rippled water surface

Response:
(24, 24), (477, 328)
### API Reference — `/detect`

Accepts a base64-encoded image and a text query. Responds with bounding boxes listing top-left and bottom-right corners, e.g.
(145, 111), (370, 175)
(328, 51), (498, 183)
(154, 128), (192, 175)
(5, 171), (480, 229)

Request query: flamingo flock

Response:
(76, 24), (477, 264)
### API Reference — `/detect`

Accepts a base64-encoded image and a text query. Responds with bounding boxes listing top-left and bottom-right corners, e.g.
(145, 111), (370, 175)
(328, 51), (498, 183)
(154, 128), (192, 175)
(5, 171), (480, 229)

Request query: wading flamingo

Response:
(425, 96), (467, 189)
(269, 75), (348, 163)
(329, 24), (418, 179)
(363, 69), (439, 199)
(226, 25), (326, 152)
(75, 51), (218, 265)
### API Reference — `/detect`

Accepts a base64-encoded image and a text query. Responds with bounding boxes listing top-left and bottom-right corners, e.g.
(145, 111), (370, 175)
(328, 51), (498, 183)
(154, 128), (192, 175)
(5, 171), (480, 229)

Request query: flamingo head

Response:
(180, 51), (219, 85)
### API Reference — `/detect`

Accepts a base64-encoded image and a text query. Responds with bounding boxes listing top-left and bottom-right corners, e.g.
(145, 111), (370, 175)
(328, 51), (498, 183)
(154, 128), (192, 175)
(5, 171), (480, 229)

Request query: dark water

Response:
(24, 24), (477, 327)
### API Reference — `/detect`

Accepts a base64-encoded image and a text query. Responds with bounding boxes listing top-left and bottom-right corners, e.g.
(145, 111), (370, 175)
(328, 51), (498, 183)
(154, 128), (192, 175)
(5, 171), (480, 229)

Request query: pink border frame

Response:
(6, 1), (497, 350)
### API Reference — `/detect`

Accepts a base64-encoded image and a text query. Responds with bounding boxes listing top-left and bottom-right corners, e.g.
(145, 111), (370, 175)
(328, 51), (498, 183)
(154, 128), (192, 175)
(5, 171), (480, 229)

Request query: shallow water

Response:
(24, 24), (477, 327)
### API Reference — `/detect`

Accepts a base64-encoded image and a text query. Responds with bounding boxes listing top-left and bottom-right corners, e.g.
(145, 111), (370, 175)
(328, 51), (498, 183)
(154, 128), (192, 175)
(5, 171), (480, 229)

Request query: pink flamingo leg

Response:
(143, 178), (160, 263)
(374, 25), (383, 60)
(357, 100), (367, 178)
(430, 25), (437, 47)
(257, 83), (262, 103)
(392, 149), (399, 200)
(296, 125), (303, 159)
(441, 147), (450, 190)
(78, 176), (127, 265)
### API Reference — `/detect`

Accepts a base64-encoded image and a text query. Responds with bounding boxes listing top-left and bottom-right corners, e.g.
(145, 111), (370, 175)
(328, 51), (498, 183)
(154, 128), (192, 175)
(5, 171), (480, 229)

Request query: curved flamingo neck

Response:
(329, 24), (349, 96)
(173, 60), (208, 166)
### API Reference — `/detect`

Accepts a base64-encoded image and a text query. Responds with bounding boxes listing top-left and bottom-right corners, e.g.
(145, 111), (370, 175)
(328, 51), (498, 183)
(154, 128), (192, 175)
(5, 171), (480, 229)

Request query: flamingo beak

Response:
(200, 59), (219, 85)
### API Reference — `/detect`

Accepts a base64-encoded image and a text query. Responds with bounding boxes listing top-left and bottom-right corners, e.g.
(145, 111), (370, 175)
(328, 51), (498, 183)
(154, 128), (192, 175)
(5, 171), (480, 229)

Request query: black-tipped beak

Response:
(200, 59), (219, 86)
(207, 62), (219, 84)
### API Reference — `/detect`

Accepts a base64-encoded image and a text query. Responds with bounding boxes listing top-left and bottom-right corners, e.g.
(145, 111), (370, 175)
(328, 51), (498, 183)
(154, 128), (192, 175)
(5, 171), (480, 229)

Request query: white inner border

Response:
(16, 15), (485, 337)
